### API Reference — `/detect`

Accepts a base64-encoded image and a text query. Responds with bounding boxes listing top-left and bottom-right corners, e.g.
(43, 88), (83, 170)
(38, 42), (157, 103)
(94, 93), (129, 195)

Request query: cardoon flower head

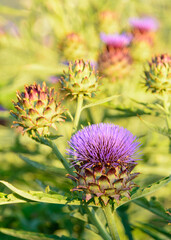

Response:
(62, 59), (99, 97)
(10, 82), (66, 137)
(129, 17), (158, 32)
(100, 33), (132, 48)
(144, 53), (171, 93)
(67, 123), (141, 205)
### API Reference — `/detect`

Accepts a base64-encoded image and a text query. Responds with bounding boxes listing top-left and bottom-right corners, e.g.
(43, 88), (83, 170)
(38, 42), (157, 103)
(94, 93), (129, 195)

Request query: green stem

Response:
(72, 93), (84, 134)
(162, 93), (171, 130)
(103, 205), (120, 240)
(84, 205), (111, 240)
(47, 139), (74, 176)
(162, 93), (171, 153)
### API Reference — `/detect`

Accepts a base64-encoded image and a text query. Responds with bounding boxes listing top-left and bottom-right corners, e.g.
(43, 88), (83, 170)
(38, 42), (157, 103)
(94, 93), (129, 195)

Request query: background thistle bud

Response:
(59, 33), (88, 61)
(98, 33), (132, 81)
(98, 10), (119, 34)
(129, 17), (158, 62)
(10, 82), (66, 137)
(144, 54), (171, 93)
(62, 59), (99, 97)
(67, 123), (141, 206)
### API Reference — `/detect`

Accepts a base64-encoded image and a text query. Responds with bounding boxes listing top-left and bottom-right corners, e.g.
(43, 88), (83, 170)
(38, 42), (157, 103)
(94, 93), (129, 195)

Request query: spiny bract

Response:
(144, 54), (171, 93)
(67, 123), (141, 205)
(10, 82), (66, 137)
(62, 59), (99, 97)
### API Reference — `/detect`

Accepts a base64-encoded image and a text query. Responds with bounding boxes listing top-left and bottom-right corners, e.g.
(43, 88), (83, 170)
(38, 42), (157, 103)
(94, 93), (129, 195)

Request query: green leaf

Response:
(0, 228), (76, 240)
(117, 205), (133, 240)
(133, 197), (171, 221)
(70, 210), (88, 222)
(133, 224), (164, 240)
(138, 115), (171, 138)
(82, 95), (119, 110)
(0, 181), (95, 207)
(0, 192), (27, 205)
(140, 223), (171, 238)
(117, 175), (171, 209)
(19, 155), (64, 175)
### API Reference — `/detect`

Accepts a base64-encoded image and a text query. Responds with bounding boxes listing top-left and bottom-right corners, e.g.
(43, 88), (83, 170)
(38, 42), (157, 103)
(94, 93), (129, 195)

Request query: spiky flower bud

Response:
(60, 33), (88, 61)
(98, 33), (132, 81)
(10, 82), (66, 137)
(67, 123), (140, 206)
(129, 17), (158, 61)
(144, 54), (171, 93)
(62, 59), (99, 97)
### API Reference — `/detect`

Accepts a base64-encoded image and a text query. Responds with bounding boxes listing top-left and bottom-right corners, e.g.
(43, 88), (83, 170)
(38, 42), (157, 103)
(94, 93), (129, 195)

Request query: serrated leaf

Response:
(82, 95), (119, 110)
(0, 181), (96, 206)
(133, 225), (164, 240)
(0, 192), (27, 205)
(117, 175), (171, 209)
(133, 197), (171, 221)
(19, 155), (64, 175)
(0, 228), (76, 240)
(138, 116), (171, 138)
(140, 223), (171, 238)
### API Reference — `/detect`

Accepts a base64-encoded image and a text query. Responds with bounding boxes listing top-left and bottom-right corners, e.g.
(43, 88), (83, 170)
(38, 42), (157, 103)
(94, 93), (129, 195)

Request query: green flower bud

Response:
(144, 54), (171, 93)
(10, 82), (66, 137)
(62, 59), (99, 97)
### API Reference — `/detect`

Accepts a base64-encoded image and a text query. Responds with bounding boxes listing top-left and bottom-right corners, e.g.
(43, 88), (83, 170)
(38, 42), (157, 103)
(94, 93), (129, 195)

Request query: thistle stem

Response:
(47, 139), (74, 176)
(162, 93), (171, 130)
(103, 205), (120, 240)
(162, 93), (171, 153)
(73, 93), (84, 134)
(84, 205), (111, 240)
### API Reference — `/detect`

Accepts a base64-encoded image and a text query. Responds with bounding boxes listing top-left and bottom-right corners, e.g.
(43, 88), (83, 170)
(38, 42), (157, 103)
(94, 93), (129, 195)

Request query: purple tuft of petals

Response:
(100, 33), (132, 48)
(68, 123), (141, 169)
(129, 17), (158, 32)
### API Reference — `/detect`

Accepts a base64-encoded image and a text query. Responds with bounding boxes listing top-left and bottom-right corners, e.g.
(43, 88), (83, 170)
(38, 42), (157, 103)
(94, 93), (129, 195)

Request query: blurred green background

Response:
(0, 0), (171, 239)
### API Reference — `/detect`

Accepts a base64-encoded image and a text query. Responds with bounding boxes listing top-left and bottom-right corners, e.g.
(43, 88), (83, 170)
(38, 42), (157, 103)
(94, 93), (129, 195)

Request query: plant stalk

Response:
(84, 205), (111, 240)
(47, 139), (74, 176)
(162, 93), (171, 153)
(162, 93), (171, 130)
(103, 204), (120, 240)
(72, 93), (84, 134)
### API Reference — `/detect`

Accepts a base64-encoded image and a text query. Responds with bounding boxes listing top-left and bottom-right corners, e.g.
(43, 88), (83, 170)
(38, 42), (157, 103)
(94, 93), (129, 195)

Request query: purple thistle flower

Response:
(68, 123), (141, 169)
(129, 17), (158, 32)
(100, 33), (132, 48)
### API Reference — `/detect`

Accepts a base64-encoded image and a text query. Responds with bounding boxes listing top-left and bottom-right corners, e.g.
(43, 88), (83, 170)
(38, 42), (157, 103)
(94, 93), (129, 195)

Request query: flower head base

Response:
(10, 82), (66, 137)
(100, 33), (132, 49)
(62, 59), (99, 97)
(67, 123), (140, 205)
(144, 54), (171, 93)
(129, 17), (158, 33)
